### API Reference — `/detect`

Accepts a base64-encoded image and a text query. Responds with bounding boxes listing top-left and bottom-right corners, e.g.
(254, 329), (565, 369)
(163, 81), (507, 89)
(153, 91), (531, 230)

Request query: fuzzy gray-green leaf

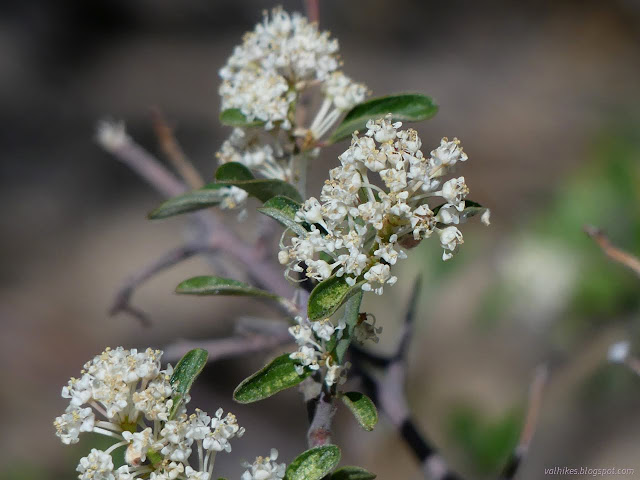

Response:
(169, 348), (208, 418)
(148, 184), (226, 219)
(215, 162), (302, 203)
(233, 354), (311, 404)
(329, 94), (438, 143)
(330, 466), (376, 480)
(308, 275), (365, 321)
(340, 392), (378, 431)
(219, 108), (265, 128)
(334, 290), (363, 363)
(285, 445), (341, 480)
(176, 276), (278, 299)
(258, 196), (308, 236)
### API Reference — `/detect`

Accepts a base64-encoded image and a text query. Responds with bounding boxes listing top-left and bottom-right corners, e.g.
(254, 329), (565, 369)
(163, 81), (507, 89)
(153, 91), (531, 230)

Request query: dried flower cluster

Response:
(279, 115), (490, 294)
(54, 347), (247, 480)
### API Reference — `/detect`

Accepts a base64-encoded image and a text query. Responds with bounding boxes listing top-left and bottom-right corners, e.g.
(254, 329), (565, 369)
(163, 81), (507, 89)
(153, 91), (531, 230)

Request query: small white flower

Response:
(54, 406), (95, 445)
(312, 318), (337, 342)
(185, 466), (211, 480)
(362, 264), (396, 295)
(325, 357), (350, 387)
(77, 449), (115, 480)
(123, 428), (153, 466)
(438, 226), (464, 261)
(440, 177), (469, 211)
(429, 137), (467, 176)
(241, 449), (286, 480)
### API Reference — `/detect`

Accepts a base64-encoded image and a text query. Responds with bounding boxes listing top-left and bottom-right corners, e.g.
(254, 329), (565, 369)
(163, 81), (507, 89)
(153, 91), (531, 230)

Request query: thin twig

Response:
(152, 109), (205, 189)
(584, 225), (640, 278)
(352, 277), (464, 480)
(499, 365), (548, 480)
(305, 0), (320, 23)
(353, 278), (545, 480)
(97, 120), (186, 198)
(110, 243), (214, 326)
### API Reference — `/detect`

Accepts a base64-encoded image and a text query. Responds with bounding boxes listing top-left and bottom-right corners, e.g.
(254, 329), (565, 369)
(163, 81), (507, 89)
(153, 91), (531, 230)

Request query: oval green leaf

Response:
(148, 184), (226, 219)
(176, 276), (278, 299)
(219, 108), (265, 128)
(258, 196), (308, 236)
(215, 162), (302, 203)
(215, 162), (255, 182)
(233, 354), (311, 404)
(331, 466), (376, 480)
(308, 275), (365, 321)
(169, 348), (208, 418)
(340, 392), (378, 432)
(329, 94), (438, 143)
(285, 445), (341, 480)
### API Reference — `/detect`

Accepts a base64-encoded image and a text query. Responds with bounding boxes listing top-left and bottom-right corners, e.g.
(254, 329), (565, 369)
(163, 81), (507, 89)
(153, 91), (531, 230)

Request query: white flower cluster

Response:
(54, 347), (244, 480)
(241, 449), (286, 480)
(279, 115), (490, 295)
(216, 7), (367, 193)
(219, 7), (366, 131)
(288, 316), (351, 387)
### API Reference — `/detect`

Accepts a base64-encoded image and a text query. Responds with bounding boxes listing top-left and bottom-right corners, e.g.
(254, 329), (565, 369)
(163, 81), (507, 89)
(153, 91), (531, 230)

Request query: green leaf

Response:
(169, 348), (208, 418)
(219, 108), (265, 127)
(215, 162), (256, 182)
(308, 275), (365, 321)
(285, 445), (341, 480)
(215, 162), (302, 203)
(148, 184), (226, 219)
(331, 466), (376, 480)
(340, 392), (378, 431)
(329, 94), (438, 143)
(233, 354), (311, 404)
(334, 290), (363, 363)
(258, 196), (308, 236)
(176, 276), (279, 299)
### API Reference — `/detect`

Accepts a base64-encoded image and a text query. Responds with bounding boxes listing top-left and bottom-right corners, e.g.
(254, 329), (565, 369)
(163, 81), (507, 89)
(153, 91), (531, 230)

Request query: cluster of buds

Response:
(279, 115), (490, 295)
(54, 347), (245, 480)
(216, 7), (368, 188)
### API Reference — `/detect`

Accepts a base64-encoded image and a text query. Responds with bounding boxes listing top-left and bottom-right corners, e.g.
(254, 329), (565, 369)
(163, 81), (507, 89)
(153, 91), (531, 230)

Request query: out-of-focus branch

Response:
(584, 225), (640, 278)
(499, 365), (547, 480)
(305, 0), (320, 23)
(164, 328), (292, 363)
(97, 120), (186, 198)
(152, 109), (205, 189)
(99, 120), (295, 322)
(352, 277), (464, 480)
(110, 242), (215, 326)
(353, 278), (545, 480)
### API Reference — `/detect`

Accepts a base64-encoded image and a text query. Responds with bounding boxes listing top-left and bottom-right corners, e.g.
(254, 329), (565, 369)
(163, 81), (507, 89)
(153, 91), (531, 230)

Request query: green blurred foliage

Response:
(447, 403), (522, 474)
(478, 126), (640, 338)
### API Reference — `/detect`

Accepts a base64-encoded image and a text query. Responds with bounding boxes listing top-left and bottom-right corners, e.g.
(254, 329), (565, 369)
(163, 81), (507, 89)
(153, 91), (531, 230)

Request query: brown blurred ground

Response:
(1, 1), (640, 479)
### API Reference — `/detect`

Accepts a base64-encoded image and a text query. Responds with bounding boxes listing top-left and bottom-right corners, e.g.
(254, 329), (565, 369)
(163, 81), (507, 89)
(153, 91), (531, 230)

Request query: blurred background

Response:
(2, 0), (640, 478)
